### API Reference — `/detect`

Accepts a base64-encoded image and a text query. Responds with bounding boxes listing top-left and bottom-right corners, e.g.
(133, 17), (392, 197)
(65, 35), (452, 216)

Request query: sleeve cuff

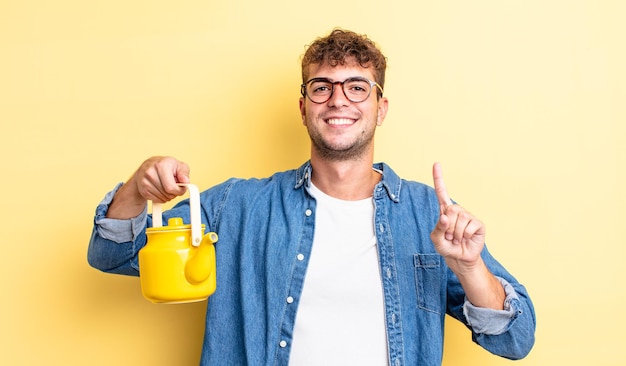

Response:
(94, 182), (147, 243)
(462, 276), (521, 335)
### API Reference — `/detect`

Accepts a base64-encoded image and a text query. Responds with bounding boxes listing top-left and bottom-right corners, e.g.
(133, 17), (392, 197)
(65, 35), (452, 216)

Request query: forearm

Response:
(106, 177), (147, 219)
(449, 257), (506, 310)
(87, 183), (148, 275)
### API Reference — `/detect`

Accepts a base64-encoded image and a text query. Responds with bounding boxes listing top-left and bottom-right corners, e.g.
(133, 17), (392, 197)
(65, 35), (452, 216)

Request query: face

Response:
(299, 62), (388, 162)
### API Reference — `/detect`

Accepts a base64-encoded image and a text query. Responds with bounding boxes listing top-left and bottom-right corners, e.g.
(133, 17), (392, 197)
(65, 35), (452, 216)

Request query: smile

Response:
(326, 118), (355, 126)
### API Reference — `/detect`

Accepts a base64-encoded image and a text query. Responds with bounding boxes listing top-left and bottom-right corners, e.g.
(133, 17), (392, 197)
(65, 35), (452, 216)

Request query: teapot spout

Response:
(184, 232), (218, 284)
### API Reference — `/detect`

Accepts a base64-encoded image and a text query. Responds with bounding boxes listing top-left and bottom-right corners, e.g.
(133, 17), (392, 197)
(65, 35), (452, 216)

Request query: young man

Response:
(88, 29), (535, 365)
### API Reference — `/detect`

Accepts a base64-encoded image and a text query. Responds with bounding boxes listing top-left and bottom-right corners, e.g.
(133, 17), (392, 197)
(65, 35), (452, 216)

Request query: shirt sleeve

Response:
(462, 276), (521, 335)
(94, 182), (148, 243)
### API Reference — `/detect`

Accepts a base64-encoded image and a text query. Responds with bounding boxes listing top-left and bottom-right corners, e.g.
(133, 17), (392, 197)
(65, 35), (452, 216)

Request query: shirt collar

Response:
(294, 161), (401, 203)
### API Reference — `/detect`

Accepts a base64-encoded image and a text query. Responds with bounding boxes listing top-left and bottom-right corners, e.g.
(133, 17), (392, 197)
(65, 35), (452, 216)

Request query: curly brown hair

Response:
(301, 29), (387, 91)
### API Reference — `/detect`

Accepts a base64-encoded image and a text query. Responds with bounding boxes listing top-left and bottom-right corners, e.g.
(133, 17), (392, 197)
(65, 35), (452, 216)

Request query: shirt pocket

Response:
(414, 253), (442, 314)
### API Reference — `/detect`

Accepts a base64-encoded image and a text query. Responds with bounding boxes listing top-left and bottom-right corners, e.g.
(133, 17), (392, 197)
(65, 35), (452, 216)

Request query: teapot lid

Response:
(149, 184), (204, 246)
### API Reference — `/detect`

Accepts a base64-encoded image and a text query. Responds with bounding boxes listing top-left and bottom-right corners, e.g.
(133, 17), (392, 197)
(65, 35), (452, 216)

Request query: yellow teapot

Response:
(138, 184), (217, 304)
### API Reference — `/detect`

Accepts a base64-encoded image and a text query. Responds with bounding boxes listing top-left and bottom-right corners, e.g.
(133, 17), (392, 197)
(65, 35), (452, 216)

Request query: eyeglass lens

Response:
(306, 78), (373, 103)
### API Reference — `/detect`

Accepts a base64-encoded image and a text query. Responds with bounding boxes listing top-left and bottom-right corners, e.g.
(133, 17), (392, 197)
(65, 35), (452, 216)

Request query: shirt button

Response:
(305, 209), (312, 216)
(286, 296), (294, 304)
(279, 340), (287, 348)
(297, 254), (304, 261)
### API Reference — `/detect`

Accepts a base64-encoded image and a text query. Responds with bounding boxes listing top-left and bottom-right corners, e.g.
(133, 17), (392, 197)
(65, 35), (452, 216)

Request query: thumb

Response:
(175, 162), (191, 184)
(431, 211), (449, 241)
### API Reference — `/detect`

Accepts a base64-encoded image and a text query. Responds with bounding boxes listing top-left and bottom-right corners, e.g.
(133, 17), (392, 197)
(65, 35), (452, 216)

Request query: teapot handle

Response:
(152, 202), (163, 228)
(150, 183), (203, 247)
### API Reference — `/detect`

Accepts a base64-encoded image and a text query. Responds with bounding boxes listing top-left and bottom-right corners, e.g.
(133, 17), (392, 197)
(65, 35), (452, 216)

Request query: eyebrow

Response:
(306, 76), (369, 83)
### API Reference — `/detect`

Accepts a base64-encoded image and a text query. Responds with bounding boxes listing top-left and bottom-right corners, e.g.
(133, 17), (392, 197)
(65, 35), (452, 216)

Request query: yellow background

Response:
(1, 0), (624, 365)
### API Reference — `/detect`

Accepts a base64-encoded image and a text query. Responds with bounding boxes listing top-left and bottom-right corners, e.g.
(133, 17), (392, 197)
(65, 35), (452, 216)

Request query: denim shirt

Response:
(88, 161), (536, 365)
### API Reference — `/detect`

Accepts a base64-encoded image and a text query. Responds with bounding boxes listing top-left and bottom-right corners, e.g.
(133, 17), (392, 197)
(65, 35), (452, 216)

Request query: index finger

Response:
(433, 162), (452, 207)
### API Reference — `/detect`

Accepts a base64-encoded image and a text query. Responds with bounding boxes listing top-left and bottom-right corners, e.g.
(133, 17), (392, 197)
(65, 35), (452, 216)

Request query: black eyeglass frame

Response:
(300, 77), (384, 104)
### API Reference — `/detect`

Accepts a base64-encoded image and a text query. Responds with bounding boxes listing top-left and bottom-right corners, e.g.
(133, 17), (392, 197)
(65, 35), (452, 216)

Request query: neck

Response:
(310, 155), (381, 200)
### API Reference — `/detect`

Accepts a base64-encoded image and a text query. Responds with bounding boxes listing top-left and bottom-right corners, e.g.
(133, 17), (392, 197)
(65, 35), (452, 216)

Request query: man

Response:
(88, 29), (536, 365)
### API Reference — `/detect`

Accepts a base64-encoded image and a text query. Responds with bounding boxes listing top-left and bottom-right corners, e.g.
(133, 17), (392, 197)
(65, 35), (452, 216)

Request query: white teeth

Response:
(327, 118), (354, 125)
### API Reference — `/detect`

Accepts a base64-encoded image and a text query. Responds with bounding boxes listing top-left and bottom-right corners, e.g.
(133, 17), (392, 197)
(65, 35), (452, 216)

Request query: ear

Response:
(376, 97), (389, 126)
(299, 97), (306, 125)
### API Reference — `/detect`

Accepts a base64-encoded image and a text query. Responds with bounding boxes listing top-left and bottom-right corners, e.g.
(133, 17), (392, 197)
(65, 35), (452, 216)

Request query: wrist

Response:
(105, 179), (147, 219)
(445, 256), (484, 277)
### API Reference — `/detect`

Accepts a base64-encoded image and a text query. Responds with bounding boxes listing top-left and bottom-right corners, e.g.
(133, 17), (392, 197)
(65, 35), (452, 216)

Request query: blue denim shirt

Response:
(88, 161), (536, 365)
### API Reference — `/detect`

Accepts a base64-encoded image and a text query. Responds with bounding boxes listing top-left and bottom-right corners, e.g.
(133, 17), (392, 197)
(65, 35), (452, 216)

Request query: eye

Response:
(309, 81), (332, 94)
(345, 79), (370, 94)
(312, 85), (330, 93)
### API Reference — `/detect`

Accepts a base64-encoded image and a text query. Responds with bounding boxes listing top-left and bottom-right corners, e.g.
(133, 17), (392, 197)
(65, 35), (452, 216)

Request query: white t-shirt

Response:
(289, 183), (388, 365)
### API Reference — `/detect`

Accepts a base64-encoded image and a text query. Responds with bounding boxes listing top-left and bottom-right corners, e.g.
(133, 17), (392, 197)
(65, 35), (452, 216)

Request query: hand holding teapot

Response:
(106, 156), (191, 220)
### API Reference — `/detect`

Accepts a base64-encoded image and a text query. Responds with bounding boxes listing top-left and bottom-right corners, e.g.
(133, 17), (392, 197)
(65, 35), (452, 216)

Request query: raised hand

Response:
(430, 162), (486, 269)
(429, 163), (506, 309)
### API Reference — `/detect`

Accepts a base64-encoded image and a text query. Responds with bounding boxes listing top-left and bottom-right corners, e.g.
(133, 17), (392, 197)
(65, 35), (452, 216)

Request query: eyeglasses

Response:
(300, 77), (384, 104)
